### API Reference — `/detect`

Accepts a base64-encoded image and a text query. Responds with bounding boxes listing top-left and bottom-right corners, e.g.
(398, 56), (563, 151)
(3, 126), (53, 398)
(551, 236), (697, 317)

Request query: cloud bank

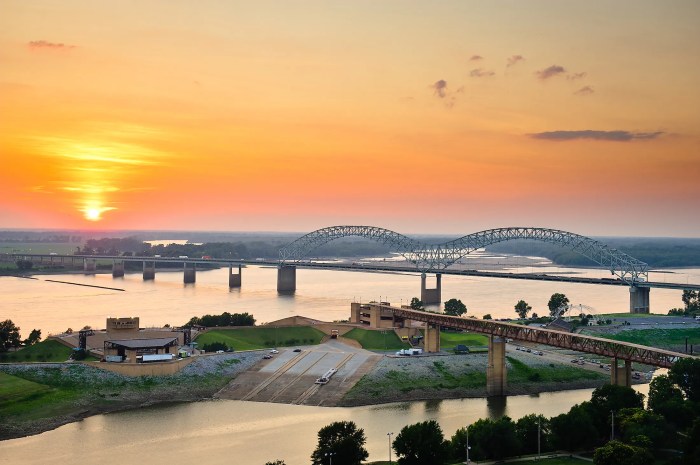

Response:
(432, 79), (448, 98)
(575, 86), (595, 96)
(469, 55), (483, 61)
(536, 65), (566, 80)
(529, 130), (664, 142)
(470, 68), (495, 78)
(28, 40), (75, 50)
(507, 55), (524, 67)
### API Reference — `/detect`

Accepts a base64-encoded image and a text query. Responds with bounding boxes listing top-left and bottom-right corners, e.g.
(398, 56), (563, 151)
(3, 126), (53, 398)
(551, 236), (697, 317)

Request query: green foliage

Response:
(343, 328), (408, 350)
(547, 293), (569, 316)
(439, 331), (488, 350)
(684, 418), (700, 465)
(15, 260), (34, 271)
(195, 327), (325, 350)
(0, 320), (21, 351)
(514, 300), (532, 319)
(669, 357), (700, 402)
(201, 341), (229, 352)
(310, 421), (368, 465)
(604, 327), (700, 352)
(647, 374), (695, 429)
(515, 414), (551, 455)
(264, 461), (286, 465)
(550, 402), (599, 451)
(71, 349), (87, 361)
(393, 420), (450, 465)
(482, 314), (492, 320)
(443, 298), (467, 316)
(618, 407), (672, 448)
(409, 297), (424, 310)
(0, 340), (75, 363)
(23, 329), (42, 346)
(186, 312), (255, 328)
(592, 440), (652, 465)
(682, 290), (700, 313)
(462, 416), (520, 461)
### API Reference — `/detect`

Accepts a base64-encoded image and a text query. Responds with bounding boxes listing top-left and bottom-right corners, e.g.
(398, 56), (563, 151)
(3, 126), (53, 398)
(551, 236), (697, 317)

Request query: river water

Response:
(0, 261), (696, 464)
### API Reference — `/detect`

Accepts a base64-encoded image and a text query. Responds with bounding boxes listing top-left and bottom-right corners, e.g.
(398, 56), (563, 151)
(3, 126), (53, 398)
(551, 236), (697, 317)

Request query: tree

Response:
(683, 418), (700, 465)
(23, 329), (42, 346)
(409, 297), (424, 310)
(0, 320), (21, 351)
(592, 440), (652, 465)
(618, 407), (671, 449)
(514, 300), (532, 319)
(515, 414), (550, 455)
(463, 416), (520, 461)
(264, 461), (286, 465)
(482, 314), (492, 320)
(669, 357), (700, 402)
(547, 293), (569, 316)
(682, 290), (700, 313)
(393, 420), (450, 465)
(444, 298), (467, 316)
(310, 421), (368, 465)
(647, 375), (694, 428)
(550, 403), (599, 451)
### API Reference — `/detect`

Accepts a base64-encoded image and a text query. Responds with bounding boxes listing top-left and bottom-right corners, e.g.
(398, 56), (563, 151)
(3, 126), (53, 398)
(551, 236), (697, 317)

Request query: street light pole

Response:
(537, 417), (541, 461)
(466, 425), (471, 465)
(387, 432), (394, 464)
(611, 410), (615, 441)
(324, 452), (335, 465)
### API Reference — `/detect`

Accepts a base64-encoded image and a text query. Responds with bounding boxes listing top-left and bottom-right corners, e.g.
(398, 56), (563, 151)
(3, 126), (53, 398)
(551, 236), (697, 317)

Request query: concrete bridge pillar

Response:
(229, 265), (242, 288)
(487, 335), (507, 396)
(184, 263), (196, 284)
(610, 358), (632, 387)
(423, 324), (441, 353)
(143, 261), (155, 280)
(112, 261), (125, 278)
(629, 286), (650, 314)
(420, 273), (442, 305)
(277, 265), (296, 293)
(83, 258), (97, 274)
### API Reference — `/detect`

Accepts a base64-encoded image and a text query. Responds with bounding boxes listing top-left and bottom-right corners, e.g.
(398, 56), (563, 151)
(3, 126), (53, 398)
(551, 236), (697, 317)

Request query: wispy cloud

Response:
(529, 130), (664, 142)
(470, 68), (495, 78)
(574, 86), (595, 96)
(536, 65), (566, 80)
(469, 55), (483, 61)
(507, 55), (524, 67)
(28, 40), (75, 50)
(567, 72), (587, 81)
(432, 80), (448, 98)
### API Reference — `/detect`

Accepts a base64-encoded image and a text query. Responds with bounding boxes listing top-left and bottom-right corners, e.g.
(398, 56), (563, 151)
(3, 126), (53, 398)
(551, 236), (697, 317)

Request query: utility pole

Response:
(611, 410), (615, 441)
(466, 425), (471, 465)
(387, 432), (394, 464)
(537, 416), (541, 460)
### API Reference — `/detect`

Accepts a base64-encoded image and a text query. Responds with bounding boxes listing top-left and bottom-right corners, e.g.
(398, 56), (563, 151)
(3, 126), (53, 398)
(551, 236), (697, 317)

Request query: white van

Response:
(695, 315), (700, 321)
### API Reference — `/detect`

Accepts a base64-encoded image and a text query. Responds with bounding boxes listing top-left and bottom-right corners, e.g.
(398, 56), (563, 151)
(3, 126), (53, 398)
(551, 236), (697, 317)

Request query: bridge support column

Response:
(229, 265), (242, 288)
(277, 265), (296, 293)
(629, 286), (650, 314)
(420, 273), (442, 305)
(83, 258), (96, 274)
(184, 263), (196, 284)
(610, 358), (632, 387)
(487, 335), (507, 396)
(112, 261), (125, 277)
(143, 261), (155, 280)
(423, 324), (441, 353)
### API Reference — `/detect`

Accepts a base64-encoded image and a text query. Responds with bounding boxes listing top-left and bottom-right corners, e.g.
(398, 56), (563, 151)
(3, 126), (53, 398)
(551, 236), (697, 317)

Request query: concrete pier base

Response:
(143, 261), (155, 280)
(611, 358), (632, 387)
(277, 265), (296, 293)
(184, 264), (196, 284)
(423, 325), (441, 353)
(629, 286), (650, 314)
(420, 273), (442, 305)
(487, 335), (507, 396)
(229, 265), (242, 288)
(83, 258), (97, 274)
(112, 261), (125, 278)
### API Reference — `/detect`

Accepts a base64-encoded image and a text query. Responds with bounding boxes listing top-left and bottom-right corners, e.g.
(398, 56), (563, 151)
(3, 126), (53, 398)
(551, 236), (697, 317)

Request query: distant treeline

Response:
(185, 312), (255, 327)
(486, 238), (700, 267)
(78, 236), (392, 260)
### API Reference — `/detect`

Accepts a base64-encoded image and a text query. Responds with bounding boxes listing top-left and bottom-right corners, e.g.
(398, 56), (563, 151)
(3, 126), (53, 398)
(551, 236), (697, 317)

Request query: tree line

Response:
(0, 320), (41, 351)
(265, 358), (700, 465)
(184, 312), (256, 328)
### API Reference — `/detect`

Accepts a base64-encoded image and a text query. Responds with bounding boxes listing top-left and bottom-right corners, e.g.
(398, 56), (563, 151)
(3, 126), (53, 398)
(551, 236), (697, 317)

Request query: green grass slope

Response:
(195, 326), (326, 350)
(343, 328), (409, 350)
(440, 331), (489, 350)
(0, 340), (74, 363)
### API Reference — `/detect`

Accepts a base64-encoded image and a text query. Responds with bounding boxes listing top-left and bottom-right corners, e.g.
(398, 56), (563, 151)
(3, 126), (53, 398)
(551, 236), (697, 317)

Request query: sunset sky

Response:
(1, 1), (699, 236)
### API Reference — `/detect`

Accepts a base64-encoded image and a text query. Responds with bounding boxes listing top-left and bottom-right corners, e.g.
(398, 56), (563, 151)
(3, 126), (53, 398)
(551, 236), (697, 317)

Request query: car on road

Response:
(293, 348), (302, 352)
(270, 349), (279, 354)
(263, 354), (272, 359)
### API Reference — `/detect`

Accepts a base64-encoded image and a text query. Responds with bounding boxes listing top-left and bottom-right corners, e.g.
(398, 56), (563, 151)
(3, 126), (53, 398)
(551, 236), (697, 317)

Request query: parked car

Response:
(293, 348), (302, 352)
(270, 349), (279, 354)
(263, 354), (272, 359)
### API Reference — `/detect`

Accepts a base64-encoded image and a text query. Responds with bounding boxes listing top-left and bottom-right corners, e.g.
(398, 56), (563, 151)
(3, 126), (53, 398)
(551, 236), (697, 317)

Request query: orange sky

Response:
(1, 1), (699, 236)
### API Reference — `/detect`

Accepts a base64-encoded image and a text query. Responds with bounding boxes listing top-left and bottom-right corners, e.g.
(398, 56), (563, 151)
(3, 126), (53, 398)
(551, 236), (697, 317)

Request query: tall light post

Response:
(324, 452), (336, 465)
(466, 425), (471, 465)
(537, 416), (541, 461)
(610, 410), (615, 441)
(387, 432), (394, 464)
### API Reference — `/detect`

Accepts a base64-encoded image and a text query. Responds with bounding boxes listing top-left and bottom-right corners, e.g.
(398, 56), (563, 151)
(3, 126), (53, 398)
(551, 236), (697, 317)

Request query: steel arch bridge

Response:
(279, 226), (649, 284)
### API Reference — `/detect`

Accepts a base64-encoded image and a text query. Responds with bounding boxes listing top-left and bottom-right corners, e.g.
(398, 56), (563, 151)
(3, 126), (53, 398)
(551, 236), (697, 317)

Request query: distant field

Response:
(604, 328), (700, 351)
(0, 242), (78, 255)
(195, 327), (326, 350)
(440, 331), (489, 350)
(507, 357), (606, 383)
(343, 328), (409, 350)
(0, 340), (87, 363)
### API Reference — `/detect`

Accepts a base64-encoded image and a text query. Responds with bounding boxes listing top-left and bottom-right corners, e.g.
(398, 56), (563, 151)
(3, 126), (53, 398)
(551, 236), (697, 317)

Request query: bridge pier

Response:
(610, 358), (632, 387)
(277, 265), (296, 293)
(184, 263), (196, 284)
(629, 286), (650, 314)
(112, 261), (125, 278)
(423, 324), (441, 352)
(83, 258), (96, 274)
(229, 265), (242, 288)
(420, 273), (442, 305)
(143, 261), (155, 280)
(487, 335), (507, 396)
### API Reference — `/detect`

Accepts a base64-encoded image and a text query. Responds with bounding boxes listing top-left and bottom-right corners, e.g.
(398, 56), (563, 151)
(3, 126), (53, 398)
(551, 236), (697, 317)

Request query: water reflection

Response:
(486, 396), (507, 418)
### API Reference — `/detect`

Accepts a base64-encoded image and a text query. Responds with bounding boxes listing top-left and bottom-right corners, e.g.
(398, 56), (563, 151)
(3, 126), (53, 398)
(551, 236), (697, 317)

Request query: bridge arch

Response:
(279, 226), (649, 284)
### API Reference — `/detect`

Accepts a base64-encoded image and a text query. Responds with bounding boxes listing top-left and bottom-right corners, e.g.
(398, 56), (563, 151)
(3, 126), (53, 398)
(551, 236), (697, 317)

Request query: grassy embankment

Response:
(439, 331), (489, 353)
(603, 327), (700, 352)
(195, 326), (326, 350)
(343, 328), (409, 350)
(0, 340), (99, 363)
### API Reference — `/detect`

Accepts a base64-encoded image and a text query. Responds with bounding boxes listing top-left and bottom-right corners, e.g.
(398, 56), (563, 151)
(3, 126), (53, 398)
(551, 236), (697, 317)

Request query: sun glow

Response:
(81, 203), (114, 222)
